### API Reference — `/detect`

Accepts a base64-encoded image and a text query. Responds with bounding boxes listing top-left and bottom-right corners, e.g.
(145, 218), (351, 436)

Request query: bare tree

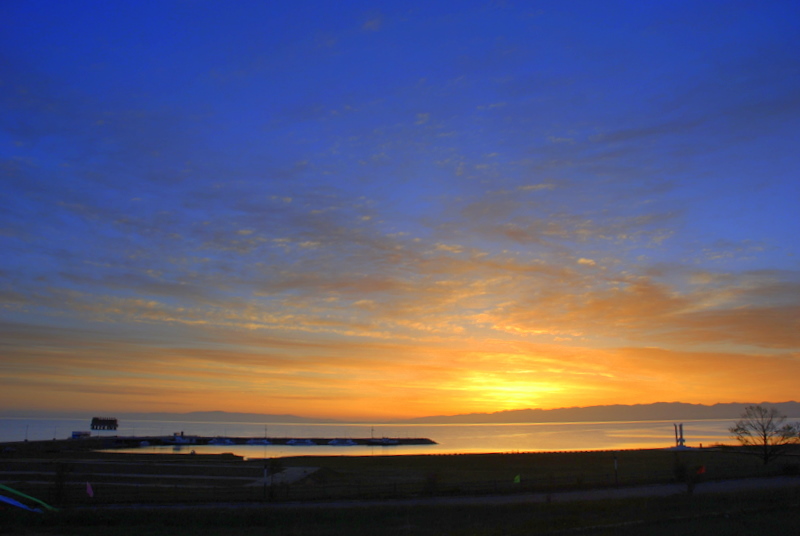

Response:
(729, 405), (800, 464)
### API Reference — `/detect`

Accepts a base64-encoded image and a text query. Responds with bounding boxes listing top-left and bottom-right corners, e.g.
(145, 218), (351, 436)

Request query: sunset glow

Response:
(1, 1), (798, 420)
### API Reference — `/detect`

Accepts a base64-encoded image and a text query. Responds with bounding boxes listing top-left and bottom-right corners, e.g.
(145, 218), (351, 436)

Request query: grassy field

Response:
(2, 447), (793, 506)
(1, 444), (799, 534)
(278, 447), (774, 489)
(2, 445), (798, 505)
(3, 486), (799, 535)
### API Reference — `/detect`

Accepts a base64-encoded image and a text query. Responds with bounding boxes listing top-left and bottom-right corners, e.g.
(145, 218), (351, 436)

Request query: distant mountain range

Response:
(124, 402), (800, 424)
(397, 402), (800, 424)
(6, 402), (799, 424)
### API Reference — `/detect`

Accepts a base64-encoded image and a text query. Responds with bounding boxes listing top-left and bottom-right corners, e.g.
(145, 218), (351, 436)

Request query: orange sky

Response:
(2, 294), (798, 419)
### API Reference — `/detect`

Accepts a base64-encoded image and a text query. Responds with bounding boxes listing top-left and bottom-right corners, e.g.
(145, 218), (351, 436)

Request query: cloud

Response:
(362, 12), (383, 32)
(434, 243), (464, 254)
(518, 183), (556, 192)
(480, 272), (800, 350)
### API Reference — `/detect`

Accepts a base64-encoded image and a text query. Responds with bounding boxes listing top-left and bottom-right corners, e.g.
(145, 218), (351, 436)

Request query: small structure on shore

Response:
(674, 423), (686, 447)
(90, 417), (118, 431)
(666, 422), (695, 450)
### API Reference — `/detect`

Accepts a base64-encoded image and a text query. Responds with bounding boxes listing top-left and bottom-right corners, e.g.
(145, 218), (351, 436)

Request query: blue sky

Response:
(1, 0), (798, 419)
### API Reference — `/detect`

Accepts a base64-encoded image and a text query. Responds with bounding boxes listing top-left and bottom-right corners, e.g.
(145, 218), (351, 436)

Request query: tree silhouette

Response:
(729, 405), (800, 464)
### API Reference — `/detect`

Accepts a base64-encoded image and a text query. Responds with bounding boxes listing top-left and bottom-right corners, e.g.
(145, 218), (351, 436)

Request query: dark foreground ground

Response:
(1, 440), (799, 535)
(3, 484), (799, 536)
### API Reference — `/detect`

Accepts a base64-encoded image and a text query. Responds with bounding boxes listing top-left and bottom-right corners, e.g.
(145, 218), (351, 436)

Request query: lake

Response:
(0, 416), (738, 457)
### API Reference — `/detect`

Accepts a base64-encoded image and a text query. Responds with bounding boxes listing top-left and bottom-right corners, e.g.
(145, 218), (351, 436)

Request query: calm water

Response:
(0, 417), (737, 458)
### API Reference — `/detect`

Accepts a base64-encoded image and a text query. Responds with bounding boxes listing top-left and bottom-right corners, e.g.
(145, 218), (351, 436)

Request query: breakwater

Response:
(1, 435), (436, 455)
(148, 435), (436, 447)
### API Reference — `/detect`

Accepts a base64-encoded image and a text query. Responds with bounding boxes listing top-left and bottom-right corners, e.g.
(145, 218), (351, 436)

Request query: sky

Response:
(1, 0), (799, 421)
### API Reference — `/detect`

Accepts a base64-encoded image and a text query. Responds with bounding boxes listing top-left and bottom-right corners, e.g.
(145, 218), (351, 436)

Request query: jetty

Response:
(1, 435), (436, 455)
(146, 435), (436, 447)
